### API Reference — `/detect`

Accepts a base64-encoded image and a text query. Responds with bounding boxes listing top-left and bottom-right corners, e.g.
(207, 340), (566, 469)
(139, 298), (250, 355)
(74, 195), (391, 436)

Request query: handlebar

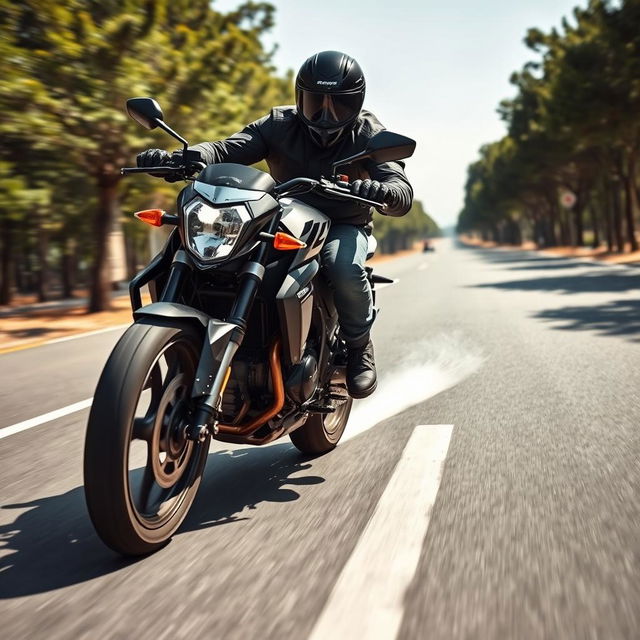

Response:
(274, 177), (387, 210)
(122, 164), (386, 210)
(120, 161), (206, 179)
(120, 166), (182, 176)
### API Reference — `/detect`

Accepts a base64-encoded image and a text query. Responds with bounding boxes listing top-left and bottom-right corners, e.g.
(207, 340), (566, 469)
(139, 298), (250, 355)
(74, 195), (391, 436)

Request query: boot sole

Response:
(348, 379), (378, 400)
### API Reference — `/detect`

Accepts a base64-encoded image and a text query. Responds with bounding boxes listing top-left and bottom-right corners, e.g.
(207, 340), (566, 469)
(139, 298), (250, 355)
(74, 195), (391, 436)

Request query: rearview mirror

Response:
(331, 130), (416, 175)
(365, 131), (416, 164)
(126, 97), (164, 130)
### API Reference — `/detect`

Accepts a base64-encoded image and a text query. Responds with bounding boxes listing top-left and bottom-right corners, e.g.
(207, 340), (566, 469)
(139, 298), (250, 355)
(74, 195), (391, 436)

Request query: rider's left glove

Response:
(136, 148), (172, 168)
(136, 149), (186, 183)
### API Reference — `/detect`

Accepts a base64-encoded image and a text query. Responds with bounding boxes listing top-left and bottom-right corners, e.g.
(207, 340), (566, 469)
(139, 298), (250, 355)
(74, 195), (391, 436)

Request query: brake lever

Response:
(320, 181), (387, 209)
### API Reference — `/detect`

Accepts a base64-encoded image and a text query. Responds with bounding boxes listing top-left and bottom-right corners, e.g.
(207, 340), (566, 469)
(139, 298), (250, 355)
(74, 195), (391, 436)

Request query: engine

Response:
(283, 348), (319, 404)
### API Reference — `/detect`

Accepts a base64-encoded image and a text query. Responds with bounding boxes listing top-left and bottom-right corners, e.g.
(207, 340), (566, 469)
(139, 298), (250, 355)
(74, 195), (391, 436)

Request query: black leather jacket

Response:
(191, 106), (413, 226)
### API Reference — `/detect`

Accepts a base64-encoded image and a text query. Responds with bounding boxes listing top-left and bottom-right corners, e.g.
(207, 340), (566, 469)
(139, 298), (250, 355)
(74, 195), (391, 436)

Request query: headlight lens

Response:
(184, 198), (251, 261)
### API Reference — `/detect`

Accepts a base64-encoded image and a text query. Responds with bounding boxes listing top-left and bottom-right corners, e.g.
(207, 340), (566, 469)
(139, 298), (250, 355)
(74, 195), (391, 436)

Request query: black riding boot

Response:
(346, 339), (377, 399)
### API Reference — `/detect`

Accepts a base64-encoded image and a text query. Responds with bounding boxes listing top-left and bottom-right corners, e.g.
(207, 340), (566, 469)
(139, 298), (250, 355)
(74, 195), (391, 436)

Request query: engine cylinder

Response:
(284, 352), (318, 404)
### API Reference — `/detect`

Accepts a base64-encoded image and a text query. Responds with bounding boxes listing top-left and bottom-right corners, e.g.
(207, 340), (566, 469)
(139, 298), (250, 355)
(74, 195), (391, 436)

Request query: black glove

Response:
(350, 179), (400, 212)
(136, 148), (172, 168)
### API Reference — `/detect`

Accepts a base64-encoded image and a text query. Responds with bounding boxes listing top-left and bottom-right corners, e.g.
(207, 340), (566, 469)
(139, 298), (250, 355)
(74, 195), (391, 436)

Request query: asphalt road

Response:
(1, 238), (639, 639)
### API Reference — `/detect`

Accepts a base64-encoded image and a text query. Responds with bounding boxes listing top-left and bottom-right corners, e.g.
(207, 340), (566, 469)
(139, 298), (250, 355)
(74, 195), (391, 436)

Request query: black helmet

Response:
(295, 50), (366, 148)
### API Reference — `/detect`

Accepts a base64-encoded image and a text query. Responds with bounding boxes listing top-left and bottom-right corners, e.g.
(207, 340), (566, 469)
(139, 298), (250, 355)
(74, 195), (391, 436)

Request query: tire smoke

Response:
(342, 333), (483, 442)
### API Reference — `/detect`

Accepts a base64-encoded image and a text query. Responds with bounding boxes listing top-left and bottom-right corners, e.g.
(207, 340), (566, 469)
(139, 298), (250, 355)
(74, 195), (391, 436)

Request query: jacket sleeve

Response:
(189, 114), (271, 166)
(366, 159), (414, 217)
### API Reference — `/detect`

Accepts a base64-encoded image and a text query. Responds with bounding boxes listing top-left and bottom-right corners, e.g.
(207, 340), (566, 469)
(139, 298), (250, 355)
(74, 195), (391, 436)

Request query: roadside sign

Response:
(560, 190), (577, 209)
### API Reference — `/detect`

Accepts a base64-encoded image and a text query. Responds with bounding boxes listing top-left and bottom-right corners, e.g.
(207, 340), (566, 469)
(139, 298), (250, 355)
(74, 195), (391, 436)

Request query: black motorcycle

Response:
(83, 97), (415, 556)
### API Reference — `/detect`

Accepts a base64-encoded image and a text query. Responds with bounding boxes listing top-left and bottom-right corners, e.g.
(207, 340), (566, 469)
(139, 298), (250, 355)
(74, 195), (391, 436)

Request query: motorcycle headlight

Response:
(184, 198), (251, 262)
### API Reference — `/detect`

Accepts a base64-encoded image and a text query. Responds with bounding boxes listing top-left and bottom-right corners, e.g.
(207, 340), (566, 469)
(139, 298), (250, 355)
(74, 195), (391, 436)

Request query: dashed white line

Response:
(308, 424), (454, 640)
(0, 398), (93, 440)
(418, 262), (429, 271)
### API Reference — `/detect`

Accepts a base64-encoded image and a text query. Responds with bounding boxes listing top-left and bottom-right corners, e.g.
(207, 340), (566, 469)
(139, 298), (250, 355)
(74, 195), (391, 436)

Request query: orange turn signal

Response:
(134, 209), (165, 227)
(273, 232), (307, 251)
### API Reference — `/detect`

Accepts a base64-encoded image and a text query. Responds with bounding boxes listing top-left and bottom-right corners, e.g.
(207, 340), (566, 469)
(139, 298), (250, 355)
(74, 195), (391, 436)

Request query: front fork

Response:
(184, 213), (281, 441)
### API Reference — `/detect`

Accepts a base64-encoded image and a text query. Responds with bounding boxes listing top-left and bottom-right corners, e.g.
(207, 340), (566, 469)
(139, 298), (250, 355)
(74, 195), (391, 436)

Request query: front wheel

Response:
(84, 321), (209, 556)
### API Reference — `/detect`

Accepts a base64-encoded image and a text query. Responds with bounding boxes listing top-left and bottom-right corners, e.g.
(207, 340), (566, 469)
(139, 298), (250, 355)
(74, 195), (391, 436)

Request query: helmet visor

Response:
(297, 90), (362, 127)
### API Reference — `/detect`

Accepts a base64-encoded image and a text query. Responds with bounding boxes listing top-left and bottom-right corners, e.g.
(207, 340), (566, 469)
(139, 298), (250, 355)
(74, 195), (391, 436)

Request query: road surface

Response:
(1, 239), (638, 639)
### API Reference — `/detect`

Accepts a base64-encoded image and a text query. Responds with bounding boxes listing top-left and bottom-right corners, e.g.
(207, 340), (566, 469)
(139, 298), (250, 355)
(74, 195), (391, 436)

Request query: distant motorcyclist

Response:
(137, 50), (413, 398)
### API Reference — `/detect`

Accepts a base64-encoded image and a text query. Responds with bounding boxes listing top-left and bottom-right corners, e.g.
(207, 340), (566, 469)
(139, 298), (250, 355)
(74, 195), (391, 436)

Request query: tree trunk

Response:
(623, 148), (638, 252)
(61, 238), (76, 299)
(89, 174), (120, 312)
(0, 218), (14, 305)
(546, 198), (558, 247)
(559, 208), (571, 246)
(589, 205), (600, 248)
(35, 220), (49, 302)
(573, 204), (585, 247)
(611, 183), (624, 253)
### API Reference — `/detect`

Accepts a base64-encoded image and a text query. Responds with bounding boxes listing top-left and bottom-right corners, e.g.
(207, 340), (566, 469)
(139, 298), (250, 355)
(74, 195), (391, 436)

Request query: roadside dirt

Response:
(0, 295), (148, 353)
(460, 235), (640, 265)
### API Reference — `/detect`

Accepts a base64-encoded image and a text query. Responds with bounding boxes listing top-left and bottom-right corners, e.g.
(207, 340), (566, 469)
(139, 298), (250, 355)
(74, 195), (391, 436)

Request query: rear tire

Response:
(84, 321), (209, 556)
(290, 398), (352, 455)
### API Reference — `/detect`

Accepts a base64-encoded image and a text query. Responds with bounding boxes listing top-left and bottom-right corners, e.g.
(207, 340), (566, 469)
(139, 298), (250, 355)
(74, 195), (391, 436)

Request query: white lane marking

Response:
(309, 424), (453, 640)
(418, 262), (429, 271)
(37, 324), (128, 346)
(0, 398), (93, 440)
(0, 324), (129, 353)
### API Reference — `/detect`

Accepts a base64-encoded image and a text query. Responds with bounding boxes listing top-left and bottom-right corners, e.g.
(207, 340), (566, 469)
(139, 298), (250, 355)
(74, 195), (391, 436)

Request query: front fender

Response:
(133, 302), (241, 399)
(133, 302), (211, 328)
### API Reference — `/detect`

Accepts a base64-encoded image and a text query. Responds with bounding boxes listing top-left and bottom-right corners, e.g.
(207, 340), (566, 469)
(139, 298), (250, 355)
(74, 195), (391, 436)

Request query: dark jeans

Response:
(320, 224), (374, 347)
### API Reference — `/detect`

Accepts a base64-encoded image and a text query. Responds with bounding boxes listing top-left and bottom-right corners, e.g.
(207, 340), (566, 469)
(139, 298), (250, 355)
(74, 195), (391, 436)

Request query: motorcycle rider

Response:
(136, 50), (413, 399)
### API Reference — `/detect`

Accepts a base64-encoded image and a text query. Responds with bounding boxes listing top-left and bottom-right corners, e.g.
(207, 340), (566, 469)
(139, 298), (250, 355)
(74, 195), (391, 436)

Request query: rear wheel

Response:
(83, 321), (209, 556)
(290, 397), (352, 454)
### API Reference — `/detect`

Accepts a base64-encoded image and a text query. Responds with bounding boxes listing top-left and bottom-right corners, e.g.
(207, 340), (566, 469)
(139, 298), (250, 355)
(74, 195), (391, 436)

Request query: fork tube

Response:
(227, 212), (280, 327)
(160, 250), (192, 302)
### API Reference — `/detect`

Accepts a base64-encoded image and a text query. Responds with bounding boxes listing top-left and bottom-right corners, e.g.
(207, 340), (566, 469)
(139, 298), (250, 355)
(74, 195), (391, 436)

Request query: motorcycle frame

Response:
(128, 205), (343, 446)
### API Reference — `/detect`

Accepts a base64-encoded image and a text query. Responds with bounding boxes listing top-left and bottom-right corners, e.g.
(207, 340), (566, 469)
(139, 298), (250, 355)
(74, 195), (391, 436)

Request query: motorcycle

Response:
(83, 97), (416, 556)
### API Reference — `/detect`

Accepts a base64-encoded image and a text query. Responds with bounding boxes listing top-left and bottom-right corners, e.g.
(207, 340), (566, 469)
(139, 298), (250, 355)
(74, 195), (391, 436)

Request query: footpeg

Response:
(306, 404), (336, 414)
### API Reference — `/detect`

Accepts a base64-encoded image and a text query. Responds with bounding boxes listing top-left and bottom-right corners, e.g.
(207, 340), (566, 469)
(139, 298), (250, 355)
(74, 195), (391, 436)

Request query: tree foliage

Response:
(458, 0), (640, 253)
(0, 0), (291, 308)
(375, 200), (440, 254)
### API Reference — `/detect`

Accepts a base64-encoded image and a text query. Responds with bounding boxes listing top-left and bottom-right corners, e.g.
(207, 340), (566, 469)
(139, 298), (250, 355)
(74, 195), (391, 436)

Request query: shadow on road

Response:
(183, 443), (324, 532)
(504, 263), (599, 271)
(472, 271), (640, 295)
(465, 248), (640, 339)
(534, 299), (640, 341)
(0, 443), (322, 597)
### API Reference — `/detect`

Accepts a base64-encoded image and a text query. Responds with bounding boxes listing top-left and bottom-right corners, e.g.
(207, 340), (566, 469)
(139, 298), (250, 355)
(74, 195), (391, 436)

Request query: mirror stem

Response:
(154, 118), (189, 153)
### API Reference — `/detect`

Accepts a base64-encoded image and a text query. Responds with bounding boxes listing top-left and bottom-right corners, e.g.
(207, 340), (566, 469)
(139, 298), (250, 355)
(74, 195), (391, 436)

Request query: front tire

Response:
(84, 321), (209, 556)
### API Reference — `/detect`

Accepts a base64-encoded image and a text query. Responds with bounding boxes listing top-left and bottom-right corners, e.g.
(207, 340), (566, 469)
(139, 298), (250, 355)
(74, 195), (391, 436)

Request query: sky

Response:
(214, 0), (584, 228)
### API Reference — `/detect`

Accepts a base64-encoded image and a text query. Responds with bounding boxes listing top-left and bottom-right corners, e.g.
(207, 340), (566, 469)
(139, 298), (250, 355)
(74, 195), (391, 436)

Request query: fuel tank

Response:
(279, 198), (331, 269)
(276, 198), (331, 365)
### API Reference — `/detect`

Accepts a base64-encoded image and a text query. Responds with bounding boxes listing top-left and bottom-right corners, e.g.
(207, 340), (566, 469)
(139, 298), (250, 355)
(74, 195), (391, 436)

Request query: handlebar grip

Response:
(120, 166), (183, 176)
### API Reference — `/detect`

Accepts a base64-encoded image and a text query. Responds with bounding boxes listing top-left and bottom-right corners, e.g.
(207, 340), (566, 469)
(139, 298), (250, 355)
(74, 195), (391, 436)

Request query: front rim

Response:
(126, 335), (204, 530)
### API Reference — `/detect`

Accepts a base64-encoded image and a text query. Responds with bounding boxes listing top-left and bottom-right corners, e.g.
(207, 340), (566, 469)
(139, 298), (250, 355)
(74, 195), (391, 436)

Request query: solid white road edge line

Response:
(40, 324), (129, 346)
(0, 398), (93, 440)
(308, 424), (453, 640)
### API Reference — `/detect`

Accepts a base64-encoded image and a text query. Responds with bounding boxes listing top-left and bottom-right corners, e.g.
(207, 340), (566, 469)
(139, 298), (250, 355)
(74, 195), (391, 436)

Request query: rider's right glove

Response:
(136, 148), (172, 168)
(350, 179), (402, 213)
